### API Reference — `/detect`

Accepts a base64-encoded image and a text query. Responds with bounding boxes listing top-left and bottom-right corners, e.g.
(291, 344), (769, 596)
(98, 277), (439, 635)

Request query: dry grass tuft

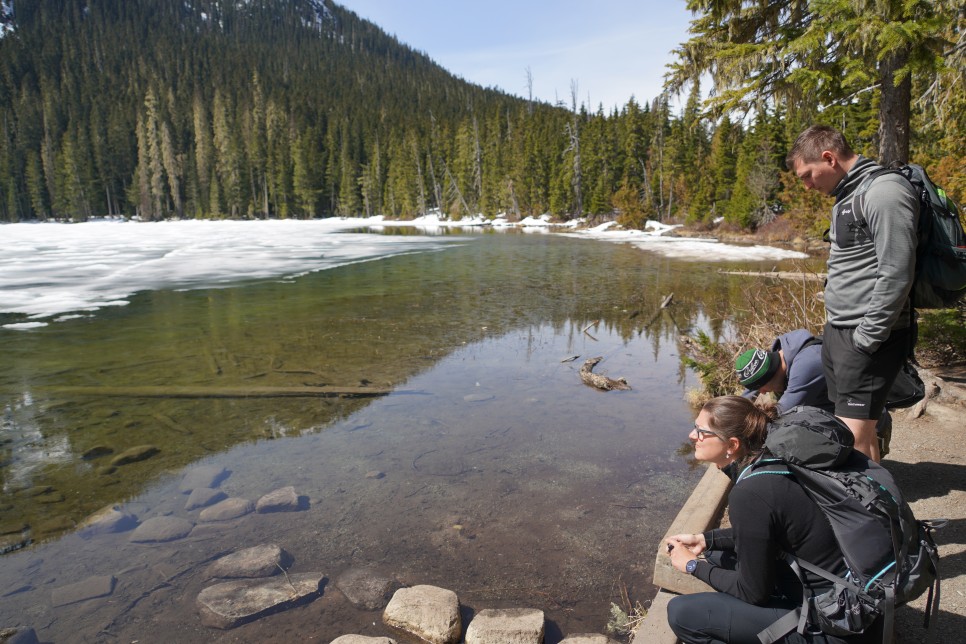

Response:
(681, 264), (825, 401)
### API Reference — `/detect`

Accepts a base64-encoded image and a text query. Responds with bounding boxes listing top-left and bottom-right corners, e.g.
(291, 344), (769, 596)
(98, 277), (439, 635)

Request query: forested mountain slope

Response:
(0, 1), (960, 230)
(0, 0), (576, 221)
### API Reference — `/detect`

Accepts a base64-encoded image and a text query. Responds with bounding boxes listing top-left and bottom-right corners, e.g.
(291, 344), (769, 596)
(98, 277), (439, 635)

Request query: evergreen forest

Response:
(0, 0), (962, 232)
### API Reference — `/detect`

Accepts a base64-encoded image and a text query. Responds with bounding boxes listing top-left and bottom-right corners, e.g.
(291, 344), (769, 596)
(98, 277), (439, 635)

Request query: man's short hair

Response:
(786, 125), (854, 170)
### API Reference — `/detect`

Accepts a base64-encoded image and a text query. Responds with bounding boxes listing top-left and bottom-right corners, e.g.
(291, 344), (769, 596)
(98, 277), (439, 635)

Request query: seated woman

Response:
(665, 395), (883, 643)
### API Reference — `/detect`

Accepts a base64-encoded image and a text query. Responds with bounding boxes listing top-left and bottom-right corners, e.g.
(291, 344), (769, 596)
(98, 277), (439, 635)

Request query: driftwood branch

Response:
(579, 357), (631, 391)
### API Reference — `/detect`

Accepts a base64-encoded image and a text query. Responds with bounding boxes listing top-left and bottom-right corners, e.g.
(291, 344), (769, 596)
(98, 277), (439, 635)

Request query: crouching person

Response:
(665, 396), (883, 643)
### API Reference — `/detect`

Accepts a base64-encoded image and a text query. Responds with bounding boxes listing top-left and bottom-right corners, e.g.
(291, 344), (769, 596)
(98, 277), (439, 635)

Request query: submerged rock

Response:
(463, 393), (495, 402)
(185, 488), (227, 511)
(78, 506), (138, 537)
(0, 627), (39, 644)
(330, 637), (397, 644)
(560, 635), (620, 644)
(179, 465), (229, 493)
(81, 445), (114, 460)
(255, 486), (300, 513)
(110, 445), (159, 466)
(207, 544), (290, 579)
(0, 534), (31, 555)
(464, 608), (545, 644)
(336, 567), (401, 611)
(195, 572), (324, 629)
(383, 585), (461, 644)
(50, 575), (115, 607)
(15, 486), (52, 497)
(199, 498), (254, 522)
(0, 522), (28, 536)
(35, 516), (74, 534)
(130, 516), (194, 543)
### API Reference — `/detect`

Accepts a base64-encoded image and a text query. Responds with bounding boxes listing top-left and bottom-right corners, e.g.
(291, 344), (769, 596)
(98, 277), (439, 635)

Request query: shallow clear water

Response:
(0, 229), (819, 641)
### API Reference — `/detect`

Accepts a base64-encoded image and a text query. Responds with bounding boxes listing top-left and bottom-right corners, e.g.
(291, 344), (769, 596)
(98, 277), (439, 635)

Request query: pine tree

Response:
(160, 120), (183, 218)
(668, 0), (958, 165)
(265, 100), (292, 218)
(335, 121), (361, 217)
(212, 90), (244, 218)
(709, 116), (738, 220)
(192, 94), (213, 218)
(292, 130), (321, 217)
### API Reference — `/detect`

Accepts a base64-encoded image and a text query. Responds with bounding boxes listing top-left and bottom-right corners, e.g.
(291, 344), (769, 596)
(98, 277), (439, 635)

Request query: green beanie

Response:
(735, 348), (781, 390)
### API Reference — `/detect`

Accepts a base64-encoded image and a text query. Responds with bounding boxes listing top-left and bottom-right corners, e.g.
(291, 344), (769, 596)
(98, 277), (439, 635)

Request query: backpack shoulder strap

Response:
(852, 168), (905, 237)
(735, 458), (790, 484)
(758, 604), (809, 644)
(799, 335), (822, 351)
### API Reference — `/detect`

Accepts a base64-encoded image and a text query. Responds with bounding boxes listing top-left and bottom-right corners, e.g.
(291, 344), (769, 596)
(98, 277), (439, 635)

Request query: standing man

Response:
(786, 125), (918, 461)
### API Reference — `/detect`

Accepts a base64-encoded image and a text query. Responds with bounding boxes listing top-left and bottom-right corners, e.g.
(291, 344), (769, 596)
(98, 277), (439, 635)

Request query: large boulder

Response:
(196, 572), (324, 629)
(382, 585), (461, 644)
(464, 608), (544, 644)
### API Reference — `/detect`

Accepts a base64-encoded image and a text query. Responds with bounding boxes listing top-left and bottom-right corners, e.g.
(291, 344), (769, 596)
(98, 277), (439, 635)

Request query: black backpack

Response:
(852, 163), (966, 309)
(740, 407), (943, 644)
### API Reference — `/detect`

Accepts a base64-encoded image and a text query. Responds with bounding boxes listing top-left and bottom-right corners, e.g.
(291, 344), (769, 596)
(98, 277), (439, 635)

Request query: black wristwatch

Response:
(685, 559), (698, 575)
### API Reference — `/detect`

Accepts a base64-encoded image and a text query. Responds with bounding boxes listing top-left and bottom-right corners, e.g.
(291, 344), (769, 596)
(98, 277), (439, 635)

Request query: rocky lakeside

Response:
(0, 462), (628, 643)
(6, 368), (960, 644)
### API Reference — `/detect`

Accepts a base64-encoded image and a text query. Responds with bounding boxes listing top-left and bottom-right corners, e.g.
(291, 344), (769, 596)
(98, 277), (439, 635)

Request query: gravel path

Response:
(887, 366), (966, 643)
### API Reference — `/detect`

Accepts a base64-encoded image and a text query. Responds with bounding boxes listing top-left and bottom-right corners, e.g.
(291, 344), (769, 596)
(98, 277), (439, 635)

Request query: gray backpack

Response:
(852, 163), (966, 309)
(740, 407), (943, 644)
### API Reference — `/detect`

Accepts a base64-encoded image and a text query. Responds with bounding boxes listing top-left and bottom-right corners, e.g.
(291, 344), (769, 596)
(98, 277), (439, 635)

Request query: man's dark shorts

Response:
(821, 323), (911, 420)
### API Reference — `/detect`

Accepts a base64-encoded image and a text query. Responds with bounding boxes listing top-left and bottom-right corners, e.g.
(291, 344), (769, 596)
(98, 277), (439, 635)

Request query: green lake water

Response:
(0, 229), (823, 642)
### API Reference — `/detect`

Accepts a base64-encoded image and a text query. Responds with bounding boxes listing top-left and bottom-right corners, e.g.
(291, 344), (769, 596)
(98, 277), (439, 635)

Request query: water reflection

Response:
(0, 231), (823, 641)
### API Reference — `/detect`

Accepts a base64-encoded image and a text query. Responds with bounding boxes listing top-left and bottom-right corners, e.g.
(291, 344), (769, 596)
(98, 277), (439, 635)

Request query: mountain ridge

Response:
(0, 0), (555, 221)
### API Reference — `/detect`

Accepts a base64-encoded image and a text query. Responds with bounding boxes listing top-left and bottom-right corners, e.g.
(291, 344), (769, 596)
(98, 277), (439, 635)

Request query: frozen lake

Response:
(0, 219), (816, 642)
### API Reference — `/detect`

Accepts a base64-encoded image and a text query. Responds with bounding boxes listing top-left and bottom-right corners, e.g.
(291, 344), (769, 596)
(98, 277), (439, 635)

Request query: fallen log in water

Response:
(579, 357), (631, 391)
(717, 269), (825, 281)
(25, 386), (398, 399)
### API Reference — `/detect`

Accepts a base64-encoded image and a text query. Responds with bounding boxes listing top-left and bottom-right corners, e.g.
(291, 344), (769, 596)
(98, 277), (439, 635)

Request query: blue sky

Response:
(338, 1), (697, 113)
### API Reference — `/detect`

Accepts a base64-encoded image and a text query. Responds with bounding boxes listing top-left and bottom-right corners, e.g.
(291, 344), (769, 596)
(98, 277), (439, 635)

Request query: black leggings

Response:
(666, 552), (882, 644)
(667, 591), (858, 644)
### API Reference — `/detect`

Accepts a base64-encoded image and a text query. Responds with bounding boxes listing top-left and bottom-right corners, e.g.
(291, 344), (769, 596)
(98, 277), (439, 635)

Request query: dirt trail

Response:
(887, 366), (966, 643)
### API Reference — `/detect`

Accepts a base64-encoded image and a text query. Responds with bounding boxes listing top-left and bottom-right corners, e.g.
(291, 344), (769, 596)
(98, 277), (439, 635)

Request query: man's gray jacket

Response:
(826, 155), (918, 354)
